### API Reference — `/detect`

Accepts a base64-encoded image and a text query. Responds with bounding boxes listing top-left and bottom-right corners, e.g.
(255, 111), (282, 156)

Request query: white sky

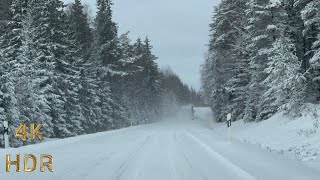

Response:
(63, 0), (220, 90)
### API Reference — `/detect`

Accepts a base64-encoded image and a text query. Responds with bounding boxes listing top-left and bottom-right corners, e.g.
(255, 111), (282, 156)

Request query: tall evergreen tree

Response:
(201, 0), (249, 121)
(243, 0), (284, 121)
(262, 37), (306, 114)
(93, 0), (121, 129)
(302, 0), (320, 102)
(95, 0), (119, 66)
(0, 0), (183, 147)
(140, 37), (161, 121)
(67, 0), (93, 57)
(0, 0), (12, 37)
(29, 0), (82, 137)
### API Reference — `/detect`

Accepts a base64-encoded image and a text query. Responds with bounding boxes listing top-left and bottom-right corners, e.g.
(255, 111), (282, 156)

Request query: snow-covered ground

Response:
(212, 106), (320, 168)
(1, 107), (320, 180)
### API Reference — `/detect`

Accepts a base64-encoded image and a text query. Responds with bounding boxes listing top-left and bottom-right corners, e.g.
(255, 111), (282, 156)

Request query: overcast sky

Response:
(64, 0), (220, 90)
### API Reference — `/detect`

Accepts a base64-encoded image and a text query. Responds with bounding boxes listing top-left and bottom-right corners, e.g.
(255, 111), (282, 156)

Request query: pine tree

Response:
(0, 0), (180, 145)
(93, 0), (121, 129)
(201, 0), (249, 121)
(95, 0), (119, 66)
(0, 0), (12, 37)
(0, 0), (29, 146)
(67, 0), (93, 57)
(222, 0), (249, 120)
(113, 32), (139, 127)
(0, 85), (5, 148)
(262, 37), (306, 116)
(282, 0), (307, 72)
(121, 38), (145, 124)
(301, 0), (319, 61)
(140, 37), (161, 122)
(201, 52), (217, 108)
(14, 4), (46, 126)
(28, 0), (83, 137)
(200, 0), (313, 122)
(301, 0), (320, 102)
(243, 0), (285, 121)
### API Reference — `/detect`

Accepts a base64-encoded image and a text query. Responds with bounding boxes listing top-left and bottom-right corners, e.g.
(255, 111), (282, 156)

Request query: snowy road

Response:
(1, 111), (320, 180)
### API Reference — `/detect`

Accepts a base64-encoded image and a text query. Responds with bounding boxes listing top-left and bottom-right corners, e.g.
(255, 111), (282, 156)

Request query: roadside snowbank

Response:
(212, 107), (320, 163)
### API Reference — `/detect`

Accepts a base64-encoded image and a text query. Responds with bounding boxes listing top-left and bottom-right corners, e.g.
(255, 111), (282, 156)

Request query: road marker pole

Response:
(4, 120), (9, 148)
(227, 113), (232, 142)
(191, 106), (195, 120)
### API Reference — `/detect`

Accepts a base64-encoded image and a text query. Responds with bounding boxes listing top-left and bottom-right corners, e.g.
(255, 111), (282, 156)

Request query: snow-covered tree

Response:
(201, 0), (317, 122)
(262, 37), (306, 117)
(67, 0), (93, 57)
(0, 0), (12, 37)
(0, 0), (186, 146)
(201, 0), (249, 122)
(244, 0), (287, 121)
(95, 0), (119, 66)
(301, 0), (320, 102)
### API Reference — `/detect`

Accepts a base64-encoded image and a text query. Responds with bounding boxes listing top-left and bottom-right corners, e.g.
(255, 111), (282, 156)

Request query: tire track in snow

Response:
(166, 131), (180, 180)
(174, 131), (209, 180)
(184, 131), (257, 180)
(115, 134), (154, 180)
(53, 129), (153, 180)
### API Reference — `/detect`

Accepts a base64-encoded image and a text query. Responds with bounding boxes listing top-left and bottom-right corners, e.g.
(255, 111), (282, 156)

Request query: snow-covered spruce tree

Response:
(108, 32), (146, 129)
(53, 1), (85, 136)
(262, 36), (306, 116)
(76, 58), (101, 133)
(201, 0), (249, 122)
(93, 0), (124, 129)
(243, 0), (283, 121)
(122, 38), (146, 125)
(159, 67), (197, 116)
(95, 0), (119, 66)
(300, 0), (319, 62)
(282, 0), (308, 72)
(0, 0), (34, 146)
(1, 0), (60, 145)
(256, 0), (293, 120)
(25, 0), (62, 138)
(0, 57), (19, 147)
(309, 33), (320, 102)
(200, 53), (216, 108)
(208, 3), (232, 122)
(140, 38), (162, 122)
(66, 0), (101, 133)
(301, 0), (320, 102)
(14, 4), (52, 134)
(67, 0), (93, 57)
(120, 37), (161, 124)
(0, 77), (19, 146)
(0, 0), (12, 37)
(0, 86), (5, 148)
(24, 0), (60, 138)
(28, 0), (84, 137)
(159, 68), (179, 115)
(114, 32), (139, 126)
(0, 0), (182, 142)
(222, 1), (250, 120)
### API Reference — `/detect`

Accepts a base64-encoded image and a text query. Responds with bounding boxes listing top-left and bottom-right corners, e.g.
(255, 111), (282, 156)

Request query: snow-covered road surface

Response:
(1, 111), (320, 180)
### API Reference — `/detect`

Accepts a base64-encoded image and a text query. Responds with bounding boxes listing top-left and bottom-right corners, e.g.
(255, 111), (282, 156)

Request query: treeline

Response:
(161, 67), (203, 113)
(0, 0), (195, 147)
(201, 0), (320, 122)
